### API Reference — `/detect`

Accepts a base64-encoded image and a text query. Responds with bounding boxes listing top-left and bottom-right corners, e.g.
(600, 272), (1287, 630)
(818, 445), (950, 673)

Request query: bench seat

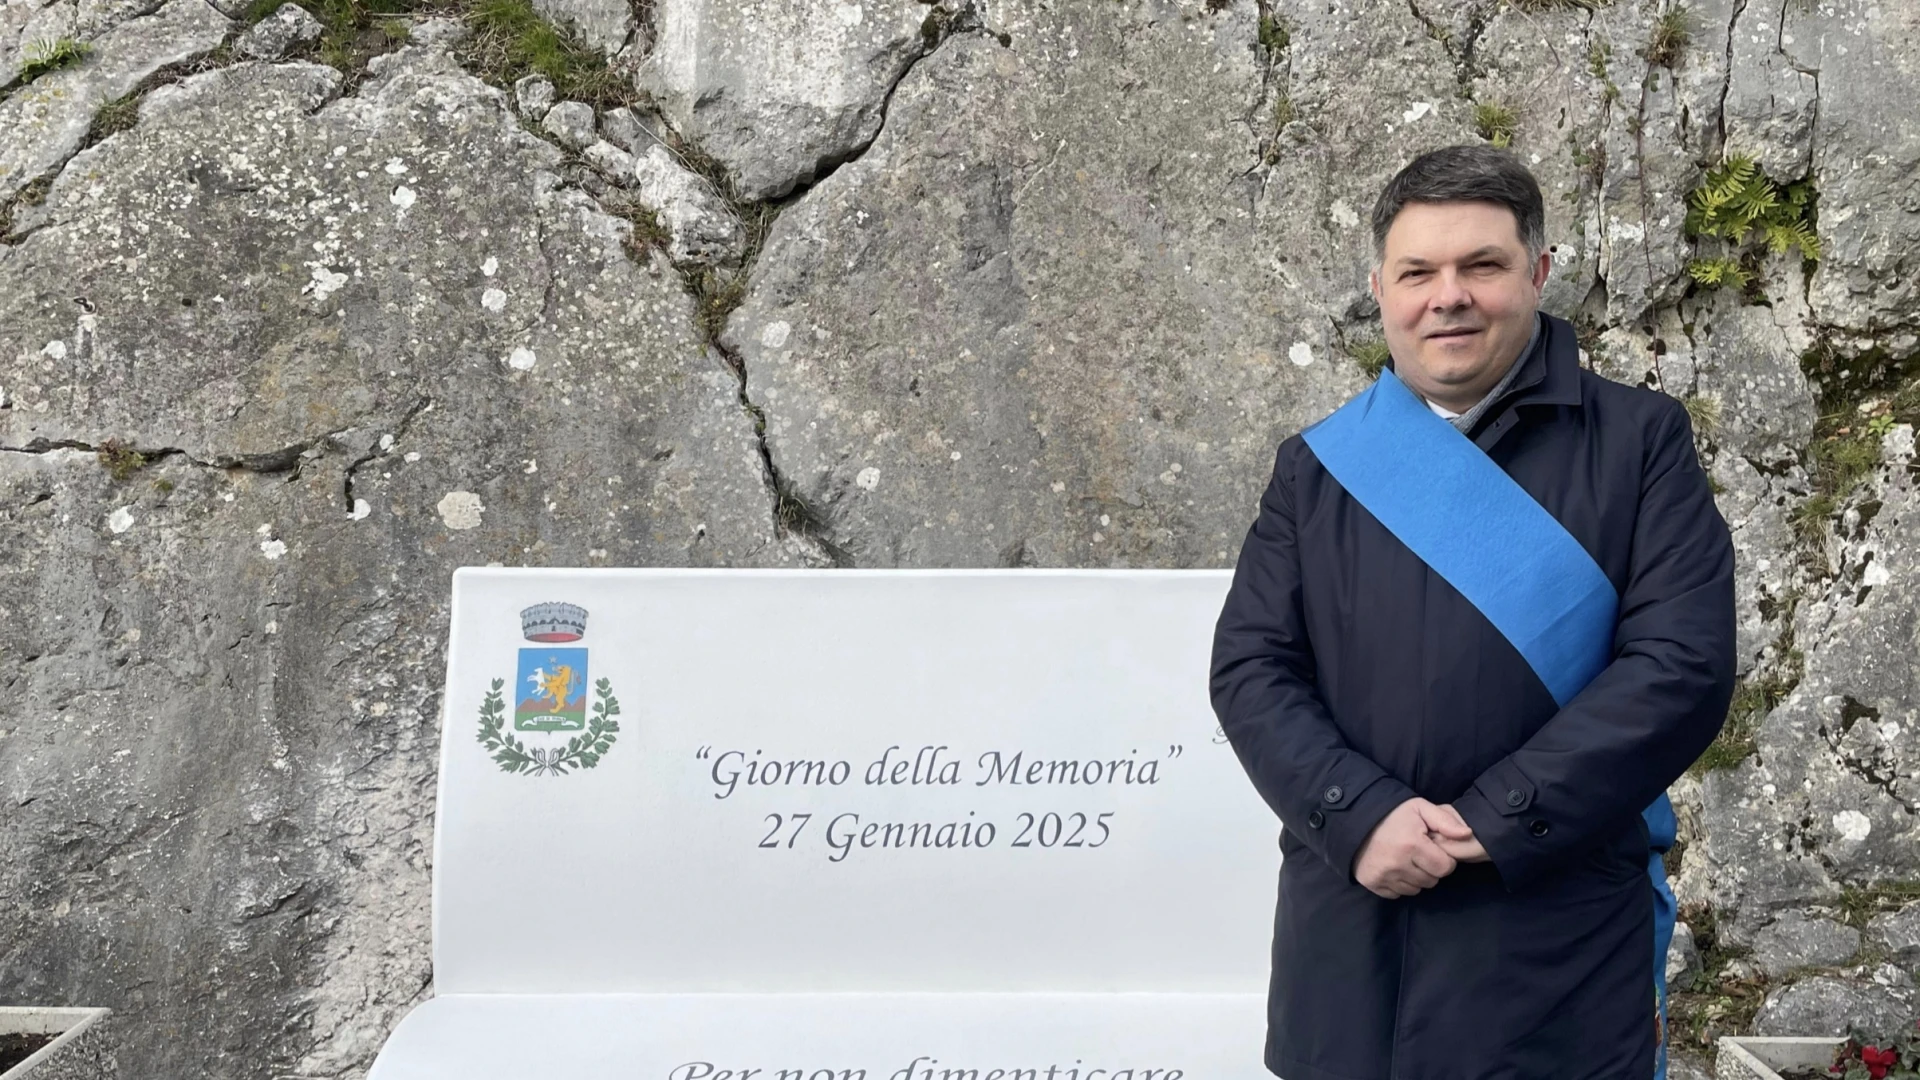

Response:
(370, 992), (1270, 1080)
(366, 570), (1275, 1078)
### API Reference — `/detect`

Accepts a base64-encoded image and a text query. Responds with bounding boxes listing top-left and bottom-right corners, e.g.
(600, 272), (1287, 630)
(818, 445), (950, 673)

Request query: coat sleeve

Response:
(1211, 440), (1417, 879)
(1452, 399), (1736, 890)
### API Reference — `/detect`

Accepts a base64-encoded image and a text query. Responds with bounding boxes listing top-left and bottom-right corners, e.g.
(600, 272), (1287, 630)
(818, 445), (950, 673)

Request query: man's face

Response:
(1369, 200), (1551, 410)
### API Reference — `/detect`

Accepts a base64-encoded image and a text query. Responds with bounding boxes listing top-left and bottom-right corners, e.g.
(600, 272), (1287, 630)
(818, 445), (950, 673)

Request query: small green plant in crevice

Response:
(1570, 138), (1606, 188)
(1787, 348), (1920, 558)
(1685, 255), (1751, 291)
(88, 90), (143, 142)
(1793, 424), (1887, 555)
(920, 4), (955, 51)
(1668, 902), (1767, 1051)
(462, 0), (640, 109)
(0, 175), (52, 240)
(1348, 338), (1391, 379)
(1270, 92), (1296, 130)
(1587, 40), (1621, 103)
(1572, 318), (1610, 369)
(1837, 881), (1920, 931)
(603, 194), (674, 262)
(1682, 393), (1720, 437)
(1508, 0), (1614, 11)
(258, 0), (428, 80)
(1646, 5), (1693, 68)
(689, 267), (748, 345)
(17, 37), (93, 84)
(1260, 91), (1298, 163)
(1473, 101), (1518, 148)
(1820, 362), (1904, 435)
(96, 439), (147, 481)
(242, 0), (289, 21)
(1257, 12), (1290, 53)
(1808, 427), (1883, 501)
(1684, 153), (1821, 290)
(1690, 647), (1802, 775)
(1801, 342), (1920, 436)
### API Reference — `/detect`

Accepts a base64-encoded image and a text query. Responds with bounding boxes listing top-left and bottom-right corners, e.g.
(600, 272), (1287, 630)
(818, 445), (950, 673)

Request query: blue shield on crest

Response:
(514, 648), (589, 732)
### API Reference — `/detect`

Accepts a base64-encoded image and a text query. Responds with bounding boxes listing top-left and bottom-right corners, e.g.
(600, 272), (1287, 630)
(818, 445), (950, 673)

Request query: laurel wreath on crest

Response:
(476, 677), (621, 776)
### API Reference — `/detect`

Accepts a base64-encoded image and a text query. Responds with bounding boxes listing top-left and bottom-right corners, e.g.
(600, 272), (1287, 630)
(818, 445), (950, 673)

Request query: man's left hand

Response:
(1429, 804), (1490, 863)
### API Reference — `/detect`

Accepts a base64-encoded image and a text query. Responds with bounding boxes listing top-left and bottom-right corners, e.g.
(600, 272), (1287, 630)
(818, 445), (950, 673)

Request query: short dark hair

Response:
(1370, 144), (1546, 263)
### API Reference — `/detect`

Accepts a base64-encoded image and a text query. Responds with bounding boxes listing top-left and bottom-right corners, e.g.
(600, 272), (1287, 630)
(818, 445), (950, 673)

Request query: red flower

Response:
(1860, 1045), (1898, 1079)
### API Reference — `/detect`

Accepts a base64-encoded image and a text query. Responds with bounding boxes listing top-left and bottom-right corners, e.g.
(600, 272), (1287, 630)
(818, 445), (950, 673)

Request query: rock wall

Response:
(2, 0), (1917, 1075)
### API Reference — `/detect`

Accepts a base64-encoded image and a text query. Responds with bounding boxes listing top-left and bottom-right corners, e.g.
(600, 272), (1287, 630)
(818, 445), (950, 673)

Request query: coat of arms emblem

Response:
(475, 602), (622, 776)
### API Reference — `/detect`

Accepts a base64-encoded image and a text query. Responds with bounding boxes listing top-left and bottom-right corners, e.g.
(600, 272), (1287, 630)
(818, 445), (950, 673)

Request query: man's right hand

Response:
(1351, 798), (1472, 899)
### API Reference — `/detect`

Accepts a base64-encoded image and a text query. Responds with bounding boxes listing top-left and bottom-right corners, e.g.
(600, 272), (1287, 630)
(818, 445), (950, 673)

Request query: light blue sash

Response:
(1303, 367), (1677, 1077)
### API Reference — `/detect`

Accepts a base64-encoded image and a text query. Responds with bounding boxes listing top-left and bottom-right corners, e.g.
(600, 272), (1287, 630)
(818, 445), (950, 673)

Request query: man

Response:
(1209, 145), (1735, 1080)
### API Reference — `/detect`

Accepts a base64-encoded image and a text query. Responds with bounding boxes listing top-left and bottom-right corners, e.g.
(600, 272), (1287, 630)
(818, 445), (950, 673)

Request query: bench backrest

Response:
(433, 569), (1275, 995)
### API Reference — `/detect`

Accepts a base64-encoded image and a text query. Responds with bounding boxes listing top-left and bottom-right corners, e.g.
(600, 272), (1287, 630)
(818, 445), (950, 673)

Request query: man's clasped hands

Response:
(1351, 798), (1489, 899)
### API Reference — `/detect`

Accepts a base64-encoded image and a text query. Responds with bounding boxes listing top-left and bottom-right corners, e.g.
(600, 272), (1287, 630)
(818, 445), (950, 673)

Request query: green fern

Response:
(1764, 219), (1821, 259)
(16, 36), (91, 83)
(1684, 153), (1820, 290)
(1687, 256), (1752, 289)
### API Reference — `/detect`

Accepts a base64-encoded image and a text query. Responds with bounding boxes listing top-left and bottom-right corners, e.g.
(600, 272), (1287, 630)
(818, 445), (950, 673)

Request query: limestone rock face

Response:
(233, 2), (322, 61)
(0, 51), (787, 1080)
(0, 0), (230, 202)
(638, 0), (931, 201)
(1754, 975), (1918, 1037)
(729, 5), (1361, 569)
(1869, 903), (1920, 970)
(1749, 912), (1863, 979)
(5, 0), (1920, 1073)
(1692, 445), (1920, 940)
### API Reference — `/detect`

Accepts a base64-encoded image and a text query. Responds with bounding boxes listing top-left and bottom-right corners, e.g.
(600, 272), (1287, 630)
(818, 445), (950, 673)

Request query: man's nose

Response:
(1429, 270), (1472, 312)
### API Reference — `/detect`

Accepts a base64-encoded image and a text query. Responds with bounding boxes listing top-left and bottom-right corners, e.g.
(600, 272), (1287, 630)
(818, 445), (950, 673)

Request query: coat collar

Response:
(1496, 311), (1584, 410)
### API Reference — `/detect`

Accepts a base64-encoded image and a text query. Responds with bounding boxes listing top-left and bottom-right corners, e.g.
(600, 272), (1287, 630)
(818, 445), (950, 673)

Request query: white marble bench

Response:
(367, 570), (1274, 1080)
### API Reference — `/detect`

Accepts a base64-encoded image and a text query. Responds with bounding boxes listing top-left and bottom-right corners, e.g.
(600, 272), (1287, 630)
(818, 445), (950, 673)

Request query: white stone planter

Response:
(1715, 1036), (1846, 1080)
(0, 1009), (114, 1080)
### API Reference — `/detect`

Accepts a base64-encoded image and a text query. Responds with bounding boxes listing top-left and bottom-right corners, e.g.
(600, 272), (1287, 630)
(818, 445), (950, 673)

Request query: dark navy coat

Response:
(1209, 313), (1736, 1080)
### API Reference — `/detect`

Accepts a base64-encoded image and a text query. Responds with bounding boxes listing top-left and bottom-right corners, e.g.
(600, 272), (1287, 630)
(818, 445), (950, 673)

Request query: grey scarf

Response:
(1441, 313), (1543, 434)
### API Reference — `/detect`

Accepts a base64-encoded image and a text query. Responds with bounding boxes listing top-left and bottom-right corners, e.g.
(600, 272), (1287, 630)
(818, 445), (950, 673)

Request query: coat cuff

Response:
(1453, 760), (1546, 889)
(1304, 770), (1417, 881)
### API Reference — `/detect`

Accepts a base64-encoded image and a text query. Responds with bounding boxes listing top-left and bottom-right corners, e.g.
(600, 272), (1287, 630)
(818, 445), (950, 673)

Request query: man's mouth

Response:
(1426, 327), (1482, 340)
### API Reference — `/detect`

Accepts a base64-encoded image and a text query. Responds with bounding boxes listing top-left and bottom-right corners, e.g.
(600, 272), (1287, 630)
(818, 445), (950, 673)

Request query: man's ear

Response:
(1531, 248), (1552, 291)
(1369, 267), (1382, 305)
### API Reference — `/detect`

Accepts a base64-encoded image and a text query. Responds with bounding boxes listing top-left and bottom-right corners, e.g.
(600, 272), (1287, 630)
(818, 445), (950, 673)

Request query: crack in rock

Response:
(1717, 0), (1751, 154)
(714, 338), (854, 567)
(0, 434), (332, 474)
(627, 5), (992, 563)
(341, 396), (433, 515)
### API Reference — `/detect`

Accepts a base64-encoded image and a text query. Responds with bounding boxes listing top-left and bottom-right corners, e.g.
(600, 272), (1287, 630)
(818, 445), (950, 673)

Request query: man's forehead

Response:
(1383, 200), (1527, 258)
(1392, 244), (1514, 267)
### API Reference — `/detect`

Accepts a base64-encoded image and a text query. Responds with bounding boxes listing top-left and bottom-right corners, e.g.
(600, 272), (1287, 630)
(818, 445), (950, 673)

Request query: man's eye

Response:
(1402, 270), (1429, 281)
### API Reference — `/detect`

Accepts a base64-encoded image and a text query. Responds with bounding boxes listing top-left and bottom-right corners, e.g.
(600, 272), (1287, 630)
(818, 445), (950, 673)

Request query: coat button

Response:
(1529, 819), (1550, 837)
(1507, 789), (1526, 807)
(1323, 786), (1343, 804)
(1308, 810), (1325, 829)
